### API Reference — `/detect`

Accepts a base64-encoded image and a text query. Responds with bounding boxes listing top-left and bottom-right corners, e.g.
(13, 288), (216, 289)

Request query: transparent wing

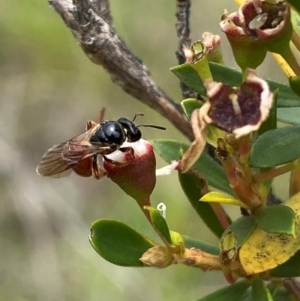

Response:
(36, 126), (112, 177)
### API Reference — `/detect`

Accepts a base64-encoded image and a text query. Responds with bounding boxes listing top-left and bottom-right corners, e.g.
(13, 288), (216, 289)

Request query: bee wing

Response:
(36, 125), (112, 177)
(36, 141), (74, 178)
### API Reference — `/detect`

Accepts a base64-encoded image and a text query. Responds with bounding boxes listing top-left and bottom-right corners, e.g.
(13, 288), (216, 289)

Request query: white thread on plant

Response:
(157, 202), (167, 219)
(156, 161), (179, 176)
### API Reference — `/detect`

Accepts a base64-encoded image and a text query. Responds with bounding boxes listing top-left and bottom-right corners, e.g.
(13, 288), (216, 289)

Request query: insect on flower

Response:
(36, 113), (165, 179)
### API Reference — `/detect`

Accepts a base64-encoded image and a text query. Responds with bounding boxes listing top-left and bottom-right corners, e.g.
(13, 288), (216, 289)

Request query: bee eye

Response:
(90, 122), (126, 145)
(117, 118), (141, 142)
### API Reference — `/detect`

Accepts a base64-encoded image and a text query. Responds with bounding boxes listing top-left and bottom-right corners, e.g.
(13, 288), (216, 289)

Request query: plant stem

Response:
(176, 0), (196, 99)
(254, 159), (300, 182)
(210, 203), (231, 230)
(138, 198), (152, 224)
(178, 248), (222, 271)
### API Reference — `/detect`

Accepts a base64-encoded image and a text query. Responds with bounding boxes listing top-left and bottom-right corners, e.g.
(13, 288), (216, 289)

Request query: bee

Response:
(36, 113), (165, 179)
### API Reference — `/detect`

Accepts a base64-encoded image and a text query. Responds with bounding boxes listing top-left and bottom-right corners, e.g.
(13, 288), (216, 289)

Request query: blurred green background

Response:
(0, 1), (290, 300)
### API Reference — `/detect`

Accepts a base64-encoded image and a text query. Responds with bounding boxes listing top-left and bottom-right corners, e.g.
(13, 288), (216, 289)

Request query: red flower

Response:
(103, 140), (156, 204)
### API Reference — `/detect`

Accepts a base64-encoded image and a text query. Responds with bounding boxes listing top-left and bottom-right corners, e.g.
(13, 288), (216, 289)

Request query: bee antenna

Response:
(137, 124), (166, 130)
(132, 112), (144, 123)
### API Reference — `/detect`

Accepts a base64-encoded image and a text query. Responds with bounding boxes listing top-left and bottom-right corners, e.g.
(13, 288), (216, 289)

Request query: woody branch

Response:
(48, 0), (193, 140)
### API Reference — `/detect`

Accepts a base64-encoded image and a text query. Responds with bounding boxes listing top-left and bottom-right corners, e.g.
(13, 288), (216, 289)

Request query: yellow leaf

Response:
(200, 191), (249, 209)
(240, 192), (300, 274)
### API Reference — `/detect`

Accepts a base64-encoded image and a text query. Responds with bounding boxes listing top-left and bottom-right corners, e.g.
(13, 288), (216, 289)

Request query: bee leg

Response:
(86, 108), (106, 130)
(86, 120), (99, 130)
(92, 156), (107, 180)
(98, 108), (106, 123)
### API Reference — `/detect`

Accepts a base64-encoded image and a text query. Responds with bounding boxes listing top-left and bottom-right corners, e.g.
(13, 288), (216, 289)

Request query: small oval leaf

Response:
(171, 63), (204, 94)
(277, 107), (300, 125)
(179, 172), (228, 238)
(144, 206), (172, 244)
(171, 62), (300, 107)
(252, 277), (274, 301)
(201, 191), (248, 208)
(195, 280), (250, 301)
(250, 125), (300, 168)
(90, 219), (155, 267)
(255, 206), (295, 236)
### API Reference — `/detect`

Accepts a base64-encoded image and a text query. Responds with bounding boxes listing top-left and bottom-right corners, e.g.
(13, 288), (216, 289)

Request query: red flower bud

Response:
(140, 246), (174, 268)
(220, 1), (292, 70)
(220, 10), (267, 70)
(202, 32), (224, 64)
(103, 140), (156, 205)
(240, 0), (292, 54)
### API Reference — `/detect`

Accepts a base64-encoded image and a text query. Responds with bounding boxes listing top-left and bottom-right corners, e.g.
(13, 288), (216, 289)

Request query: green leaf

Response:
(242, 287), (291, 301)
(196, 280), (250, 301)
(182, 235), (219, 255)
(153, 139), (234, 196)
(292, 9), (300, 37)
(169, 231), (185, 248)
(240, 289), (252, 301)
(179, 172), (227, 238)
(287, 0), (300, 14)
(171, 63), (204, 94)
(252, 277), (274, 301)
(267, 79), (300, 108)
(89, 219), (155, 267)
(272, 288), (293, 301)
(250, 125), (300, 167)
(277, 107), (300, 125)
(144, 206), (172, 244)
(171, 62), (300, 107)
(256, 206), (295, 236)
(289, 75), (300, 98)
(270, 249), (300, 277)
(222, 216), (256, 248)
(181, 98), (202, 118)
(268, 284), (291, 301)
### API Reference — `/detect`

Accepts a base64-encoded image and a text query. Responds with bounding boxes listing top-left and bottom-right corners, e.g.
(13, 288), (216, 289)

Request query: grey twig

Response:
(48, 0), (193, 140)
(76, 0), (112, 24)
(175, 0), (196, 99)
